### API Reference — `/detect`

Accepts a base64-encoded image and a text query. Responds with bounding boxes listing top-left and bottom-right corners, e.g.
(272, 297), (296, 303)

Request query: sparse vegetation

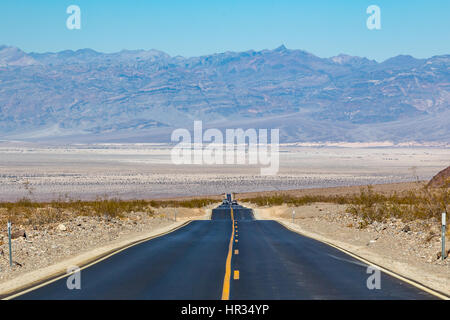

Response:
(147, 198), (217, 208)
(241, 194), (350, 207)
(346, 183), (449, 225)
(1, 180), (448, 228)
(0, 197), (217, 226)
(242, 180), (449, 226)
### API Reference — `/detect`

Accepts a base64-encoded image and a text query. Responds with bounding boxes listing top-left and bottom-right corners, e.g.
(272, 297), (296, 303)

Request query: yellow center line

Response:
(221, 207), (234, 300)
(234, 270), (240, 280)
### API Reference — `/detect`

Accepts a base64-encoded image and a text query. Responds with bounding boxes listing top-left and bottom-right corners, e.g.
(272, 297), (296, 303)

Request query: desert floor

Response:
(0, 143), (448, 201)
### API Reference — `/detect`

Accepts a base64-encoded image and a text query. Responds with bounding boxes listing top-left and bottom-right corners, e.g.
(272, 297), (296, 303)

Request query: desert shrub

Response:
(27, 207), (66, 225)
(148, 198), (217, 208)
(0, 203), (66, 226)
(0, 197), (214, 226)
(241, 194), (349, 207)
(347, 184), (448, 224)
(242, 183), (449, 224)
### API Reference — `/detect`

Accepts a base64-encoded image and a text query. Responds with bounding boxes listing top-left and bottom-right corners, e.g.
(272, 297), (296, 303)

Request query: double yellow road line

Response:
(221, 207), (235, 300)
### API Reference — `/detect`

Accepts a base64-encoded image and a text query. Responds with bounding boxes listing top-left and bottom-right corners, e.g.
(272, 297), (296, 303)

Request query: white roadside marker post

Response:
(7, 221), (12, 267)
(174, 209), (177, 222)
(292, 209), (295, 224)
(442, 212), (447, 261)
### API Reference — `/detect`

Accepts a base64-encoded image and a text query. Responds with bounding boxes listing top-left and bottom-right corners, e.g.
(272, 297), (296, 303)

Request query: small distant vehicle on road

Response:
(231, 200), (238, 205)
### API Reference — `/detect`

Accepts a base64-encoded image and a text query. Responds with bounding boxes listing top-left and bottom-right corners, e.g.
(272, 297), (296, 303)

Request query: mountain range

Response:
(0, 44), (448, 143)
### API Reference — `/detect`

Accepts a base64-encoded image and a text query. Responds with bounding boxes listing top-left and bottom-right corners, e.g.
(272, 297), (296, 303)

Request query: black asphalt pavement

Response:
(16, 220), (231, 300)
(13, 204), (439, 300)
(230, 220), (436, 299)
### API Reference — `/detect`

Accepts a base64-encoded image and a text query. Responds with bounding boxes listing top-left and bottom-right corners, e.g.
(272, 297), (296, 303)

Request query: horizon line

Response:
(2, 44), (448, 64)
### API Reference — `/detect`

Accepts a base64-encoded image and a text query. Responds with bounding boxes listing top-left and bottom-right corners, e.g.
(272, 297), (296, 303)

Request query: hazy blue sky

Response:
(1, 0), (449, 61)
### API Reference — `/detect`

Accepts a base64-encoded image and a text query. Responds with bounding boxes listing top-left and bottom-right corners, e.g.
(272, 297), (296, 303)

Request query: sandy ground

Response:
(0, 205), (214, 296)
(246, 202), (450, 296)
(0, 144), (448, 201)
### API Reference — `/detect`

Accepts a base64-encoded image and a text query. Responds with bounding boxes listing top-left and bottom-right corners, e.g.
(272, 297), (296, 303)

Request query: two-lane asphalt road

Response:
(9, 204), (441, 300)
